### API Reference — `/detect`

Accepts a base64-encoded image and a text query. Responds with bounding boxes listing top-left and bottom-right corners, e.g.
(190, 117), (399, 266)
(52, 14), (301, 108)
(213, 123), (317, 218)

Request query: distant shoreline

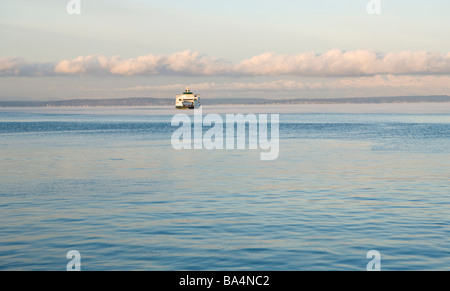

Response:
(1, 95), (450, 107)
(2, 102), (450, 115)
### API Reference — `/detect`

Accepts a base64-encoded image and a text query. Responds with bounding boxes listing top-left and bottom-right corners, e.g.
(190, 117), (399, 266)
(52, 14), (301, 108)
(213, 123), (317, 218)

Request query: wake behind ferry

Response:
(175, 87), (201, 109)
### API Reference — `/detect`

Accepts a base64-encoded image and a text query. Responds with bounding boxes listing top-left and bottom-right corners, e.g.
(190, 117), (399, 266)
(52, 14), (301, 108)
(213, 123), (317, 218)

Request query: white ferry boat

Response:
(175, 87), (201, 109)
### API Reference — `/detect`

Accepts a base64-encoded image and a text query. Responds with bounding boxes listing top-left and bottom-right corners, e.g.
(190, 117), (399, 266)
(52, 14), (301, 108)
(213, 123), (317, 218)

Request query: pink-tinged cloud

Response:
(54, 50), (232, 76)
(0, 57), (54, 76)
(113, 75), (450, 95)
(0, 57), (23, 73)
(235, 50), (450, 76)
(116, 80), (307, 92)
(2, 50), (450, 77)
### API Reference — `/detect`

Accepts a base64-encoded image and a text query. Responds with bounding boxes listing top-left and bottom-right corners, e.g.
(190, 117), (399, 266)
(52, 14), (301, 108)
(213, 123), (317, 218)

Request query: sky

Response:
(1, 0), (450, 101)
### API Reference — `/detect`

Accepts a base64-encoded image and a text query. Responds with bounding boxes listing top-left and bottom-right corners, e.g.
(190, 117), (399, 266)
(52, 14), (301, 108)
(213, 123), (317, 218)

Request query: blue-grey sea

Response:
(1, 104), (449, 271)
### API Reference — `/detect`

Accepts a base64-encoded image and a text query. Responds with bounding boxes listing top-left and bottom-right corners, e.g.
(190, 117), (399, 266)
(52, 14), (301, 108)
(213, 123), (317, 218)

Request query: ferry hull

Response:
(175, 105), (195, 109)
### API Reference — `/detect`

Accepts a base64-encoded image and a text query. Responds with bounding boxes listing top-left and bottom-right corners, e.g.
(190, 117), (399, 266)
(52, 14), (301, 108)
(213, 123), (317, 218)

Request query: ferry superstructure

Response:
(175, 87), (201, 109)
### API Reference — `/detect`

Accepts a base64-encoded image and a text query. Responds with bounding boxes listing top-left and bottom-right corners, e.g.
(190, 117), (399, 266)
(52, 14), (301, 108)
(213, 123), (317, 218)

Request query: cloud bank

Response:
(113, 75), (450, 93)
(1, 49), (450, 77)
(0, 57), (55, 76)
(53, 51), (232, 76)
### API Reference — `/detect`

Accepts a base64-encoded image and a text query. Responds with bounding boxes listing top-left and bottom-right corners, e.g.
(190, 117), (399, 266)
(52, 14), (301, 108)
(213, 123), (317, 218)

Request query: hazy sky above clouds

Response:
(1, 0), (450, 100)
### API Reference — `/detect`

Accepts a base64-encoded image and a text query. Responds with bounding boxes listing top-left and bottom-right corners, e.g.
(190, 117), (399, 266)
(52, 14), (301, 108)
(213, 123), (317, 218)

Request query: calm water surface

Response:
(1, 106), (449, 270)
